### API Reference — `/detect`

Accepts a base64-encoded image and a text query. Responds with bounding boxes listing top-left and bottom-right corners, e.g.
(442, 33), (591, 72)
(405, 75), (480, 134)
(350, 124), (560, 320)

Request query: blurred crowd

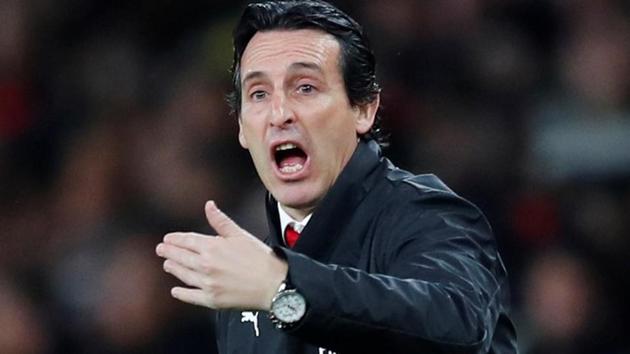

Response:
(1, 0), (629, 353)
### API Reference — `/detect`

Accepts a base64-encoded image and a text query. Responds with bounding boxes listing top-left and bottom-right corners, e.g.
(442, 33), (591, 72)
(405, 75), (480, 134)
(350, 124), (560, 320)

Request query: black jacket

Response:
(216, 140), (518, 354)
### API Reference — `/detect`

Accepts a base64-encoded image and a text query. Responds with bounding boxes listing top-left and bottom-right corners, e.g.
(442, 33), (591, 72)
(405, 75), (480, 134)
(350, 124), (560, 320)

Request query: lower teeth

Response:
(280, 164), (303, 173)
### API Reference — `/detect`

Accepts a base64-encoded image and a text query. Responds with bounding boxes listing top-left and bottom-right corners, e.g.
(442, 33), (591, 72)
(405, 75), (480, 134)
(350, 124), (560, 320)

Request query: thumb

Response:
(205, 200), (244, 238)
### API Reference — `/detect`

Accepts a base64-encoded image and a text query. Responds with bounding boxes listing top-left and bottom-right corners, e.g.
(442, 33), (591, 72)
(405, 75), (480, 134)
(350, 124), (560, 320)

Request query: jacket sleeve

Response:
(274, 191), (511, 353)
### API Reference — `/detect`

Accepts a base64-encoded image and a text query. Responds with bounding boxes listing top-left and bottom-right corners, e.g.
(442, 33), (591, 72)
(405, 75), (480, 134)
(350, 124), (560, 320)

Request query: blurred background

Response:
(1, 0), (629, 353)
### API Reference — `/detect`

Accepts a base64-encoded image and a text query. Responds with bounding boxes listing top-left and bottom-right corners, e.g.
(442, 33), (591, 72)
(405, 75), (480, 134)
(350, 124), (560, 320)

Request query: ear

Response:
(238, 118), (249, 149)
(354, 94), (380, 135)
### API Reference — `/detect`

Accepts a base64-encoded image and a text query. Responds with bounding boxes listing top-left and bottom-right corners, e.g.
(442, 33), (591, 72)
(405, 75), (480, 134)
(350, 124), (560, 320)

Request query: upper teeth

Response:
(276, 143), (297, 151)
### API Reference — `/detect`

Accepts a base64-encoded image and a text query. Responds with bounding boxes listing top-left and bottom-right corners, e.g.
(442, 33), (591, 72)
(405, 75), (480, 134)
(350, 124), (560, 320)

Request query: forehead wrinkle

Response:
(287, 62), (324, 75)
(240, 30), (340, 81)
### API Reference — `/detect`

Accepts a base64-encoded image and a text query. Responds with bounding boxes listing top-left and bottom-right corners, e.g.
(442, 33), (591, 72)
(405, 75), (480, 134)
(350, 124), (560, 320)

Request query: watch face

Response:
(273, 290), (306, 323)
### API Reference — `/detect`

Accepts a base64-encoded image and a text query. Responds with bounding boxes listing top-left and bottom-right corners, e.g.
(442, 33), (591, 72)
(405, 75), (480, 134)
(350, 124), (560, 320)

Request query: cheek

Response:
(323, 111), (359, 141)
(239, 112), (265, 140)
(304, 97), (350, 130)
(243, 129), (264, 154)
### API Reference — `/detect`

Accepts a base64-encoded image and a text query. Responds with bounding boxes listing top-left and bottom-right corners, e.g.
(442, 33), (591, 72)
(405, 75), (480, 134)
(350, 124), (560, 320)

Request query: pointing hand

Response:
(156, 201), (288, 310)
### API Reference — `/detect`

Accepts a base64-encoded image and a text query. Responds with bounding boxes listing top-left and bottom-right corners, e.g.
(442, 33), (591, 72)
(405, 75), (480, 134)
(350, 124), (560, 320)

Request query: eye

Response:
(250, 90), (267, 101)
(297, 84), (315, 94)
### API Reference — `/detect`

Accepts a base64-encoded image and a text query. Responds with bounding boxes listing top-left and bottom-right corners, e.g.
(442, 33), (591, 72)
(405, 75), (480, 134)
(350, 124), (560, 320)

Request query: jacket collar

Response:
(265, 139), (383, 261)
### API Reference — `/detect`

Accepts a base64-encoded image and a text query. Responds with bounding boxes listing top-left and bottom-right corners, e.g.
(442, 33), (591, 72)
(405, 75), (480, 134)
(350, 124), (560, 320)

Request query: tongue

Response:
(279, 155), (306, 169)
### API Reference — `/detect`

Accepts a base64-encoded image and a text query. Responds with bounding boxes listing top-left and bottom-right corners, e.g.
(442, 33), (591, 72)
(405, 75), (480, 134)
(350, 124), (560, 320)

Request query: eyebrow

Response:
(241, 62), (324, 86)
(242, 71), (267, 87)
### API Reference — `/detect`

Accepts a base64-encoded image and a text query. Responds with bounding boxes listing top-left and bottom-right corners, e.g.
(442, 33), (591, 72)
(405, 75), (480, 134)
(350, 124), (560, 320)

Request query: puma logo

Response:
(241, 311), (260, 337)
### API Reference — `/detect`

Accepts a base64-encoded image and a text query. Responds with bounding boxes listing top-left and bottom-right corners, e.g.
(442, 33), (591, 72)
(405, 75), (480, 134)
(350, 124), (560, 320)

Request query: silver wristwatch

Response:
(268, 280), (307, 329)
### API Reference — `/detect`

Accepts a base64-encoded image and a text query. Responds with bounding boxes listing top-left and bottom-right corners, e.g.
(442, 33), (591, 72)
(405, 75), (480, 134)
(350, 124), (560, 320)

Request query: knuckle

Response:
(209, 289), (225, 308)
(201, 276), (214, 289)
(205, 296), (218, 308)
(199, 259), (215, 273)
(201, 281), (224, 306)
(217, 218), (231, 231)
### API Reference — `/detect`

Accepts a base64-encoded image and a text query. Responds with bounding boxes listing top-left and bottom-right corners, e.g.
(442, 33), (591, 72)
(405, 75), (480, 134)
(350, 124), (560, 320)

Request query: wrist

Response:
(262, 251), (288, 310)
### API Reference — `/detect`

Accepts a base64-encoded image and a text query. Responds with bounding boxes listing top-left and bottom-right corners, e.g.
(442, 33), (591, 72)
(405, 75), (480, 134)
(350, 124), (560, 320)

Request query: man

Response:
(156, 1), (518, 353)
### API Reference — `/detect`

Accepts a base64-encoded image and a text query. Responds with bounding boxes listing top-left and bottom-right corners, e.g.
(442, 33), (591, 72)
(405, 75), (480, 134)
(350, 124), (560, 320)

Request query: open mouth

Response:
(274, 142), (308, 175)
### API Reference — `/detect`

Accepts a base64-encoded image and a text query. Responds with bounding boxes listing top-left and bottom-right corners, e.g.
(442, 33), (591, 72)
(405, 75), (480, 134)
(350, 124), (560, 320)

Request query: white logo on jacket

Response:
(240, 311), (335, 353)
(241, 311), (260, 337)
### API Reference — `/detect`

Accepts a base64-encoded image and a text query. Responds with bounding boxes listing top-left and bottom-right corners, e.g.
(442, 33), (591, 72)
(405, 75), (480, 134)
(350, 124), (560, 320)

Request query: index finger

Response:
(163, 232), (215, 253)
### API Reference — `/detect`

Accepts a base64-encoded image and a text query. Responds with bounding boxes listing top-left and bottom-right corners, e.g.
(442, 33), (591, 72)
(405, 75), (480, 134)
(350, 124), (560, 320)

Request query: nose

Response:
(269, 93), (295, 127)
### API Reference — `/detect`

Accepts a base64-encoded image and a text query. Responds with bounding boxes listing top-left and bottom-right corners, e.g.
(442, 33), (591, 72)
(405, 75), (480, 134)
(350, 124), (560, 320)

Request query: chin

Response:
(272, 185), (320, 212)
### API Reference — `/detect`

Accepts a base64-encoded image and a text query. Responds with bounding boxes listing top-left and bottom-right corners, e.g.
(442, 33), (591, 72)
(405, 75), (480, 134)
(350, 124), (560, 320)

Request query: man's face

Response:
(238, 29), (377, 219)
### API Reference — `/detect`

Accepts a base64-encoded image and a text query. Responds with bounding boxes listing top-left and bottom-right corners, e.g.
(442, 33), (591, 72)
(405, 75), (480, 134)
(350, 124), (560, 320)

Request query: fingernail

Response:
(156, 244), (163, 255)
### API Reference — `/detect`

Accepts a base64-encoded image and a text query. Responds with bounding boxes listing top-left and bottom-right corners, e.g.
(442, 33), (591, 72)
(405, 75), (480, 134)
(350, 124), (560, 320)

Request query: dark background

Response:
(1, 1), (629, 353)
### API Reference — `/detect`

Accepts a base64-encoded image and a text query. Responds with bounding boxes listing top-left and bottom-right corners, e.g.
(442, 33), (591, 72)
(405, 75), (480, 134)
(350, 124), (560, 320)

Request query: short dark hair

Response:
(228, 0), (386, 146)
